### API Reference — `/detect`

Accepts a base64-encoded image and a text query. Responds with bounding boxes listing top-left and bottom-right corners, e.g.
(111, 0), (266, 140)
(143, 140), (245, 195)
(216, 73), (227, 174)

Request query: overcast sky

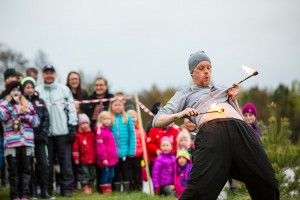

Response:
(1, 0), (299, 94)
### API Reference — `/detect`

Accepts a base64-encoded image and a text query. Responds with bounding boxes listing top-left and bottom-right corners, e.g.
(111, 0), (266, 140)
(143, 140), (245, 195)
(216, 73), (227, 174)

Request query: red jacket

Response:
(147, 125), (180, 162)
(72, 130), (96, 165)
(133, 125), (147, 158)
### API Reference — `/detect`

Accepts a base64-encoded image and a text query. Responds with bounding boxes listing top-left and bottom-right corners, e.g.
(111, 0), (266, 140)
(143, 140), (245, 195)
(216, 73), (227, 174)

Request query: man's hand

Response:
(228, 83), (239, 101)
(74, 160), (79, 165)
(177, 108), (199, 119)
(67, 125), (77, 143)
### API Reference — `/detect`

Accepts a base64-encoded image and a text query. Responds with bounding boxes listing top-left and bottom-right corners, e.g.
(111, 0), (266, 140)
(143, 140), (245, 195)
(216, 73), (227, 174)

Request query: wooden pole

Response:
(134, 92), (153, 195)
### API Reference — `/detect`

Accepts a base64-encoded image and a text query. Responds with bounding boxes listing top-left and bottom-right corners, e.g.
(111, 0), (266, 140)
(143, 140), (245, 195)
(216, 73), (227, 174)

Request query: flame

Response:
(210, 103), (224, 113)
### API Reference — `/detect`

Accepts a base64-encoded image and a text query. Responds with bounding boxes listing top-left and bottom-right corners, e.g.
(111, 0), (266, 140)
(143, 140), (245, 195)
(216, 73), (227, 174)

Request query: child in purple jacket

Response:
(95, 111), (118, 194)
(152, 136), (176, 196)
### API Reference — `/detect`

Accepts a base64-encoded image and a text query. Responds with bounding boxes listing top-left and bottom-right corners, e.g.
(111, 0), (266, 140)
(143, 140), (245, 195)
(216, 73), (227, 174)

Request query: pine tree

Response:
(260, 102), (300, 198)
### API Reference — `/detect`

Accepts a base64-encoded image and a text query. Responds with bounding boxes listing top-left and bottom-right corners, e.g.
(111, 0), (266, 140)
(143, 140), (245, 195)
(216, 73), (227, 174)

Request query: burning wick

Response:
(200, 103), (224, 114)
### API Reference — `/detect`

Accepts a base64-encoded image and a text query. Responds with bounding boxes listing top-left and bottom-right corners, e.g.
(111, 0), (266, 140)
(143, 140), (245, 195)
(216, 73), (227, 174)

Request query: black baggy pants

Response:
(179, 118), (279, 200)
(6, 146), (32, 199)
(47, 135), (74, 195)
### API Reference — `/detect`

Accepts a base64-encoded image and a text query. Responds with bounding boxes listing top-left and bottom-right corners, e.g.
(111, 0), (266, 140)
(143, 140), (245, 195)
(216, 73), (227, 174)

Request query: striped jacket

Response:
(0, 100), (40, 149)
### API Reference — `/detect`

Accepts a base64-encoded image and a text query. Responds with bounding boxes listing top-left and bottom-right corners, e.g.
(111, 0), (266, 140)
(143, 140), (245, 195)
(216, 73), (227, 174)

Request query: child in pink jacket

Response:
(95, 111), (118, 194)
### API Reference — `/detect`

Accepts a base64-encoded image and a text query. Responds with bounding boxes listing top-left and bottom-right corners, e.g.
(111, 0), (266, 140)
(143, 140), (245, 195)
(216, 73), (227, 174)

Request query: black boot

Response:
(41, 186), (55, 199)
(112, 182), (121, 192)
(123, 181), (130, 193)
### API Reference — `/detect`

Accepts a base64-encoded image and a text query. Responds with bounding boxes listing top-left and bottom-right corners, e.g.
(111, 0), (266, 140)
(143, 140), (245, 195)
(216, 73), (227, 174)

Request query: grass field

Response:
(1, 188), (299, 200)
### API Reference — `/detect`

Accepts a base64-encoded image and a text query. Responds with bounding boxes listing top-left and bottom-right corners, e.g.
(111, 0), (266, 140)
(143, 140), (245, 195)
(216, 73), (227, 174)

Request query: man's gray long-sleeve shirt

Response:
(153, 85), (240, 126)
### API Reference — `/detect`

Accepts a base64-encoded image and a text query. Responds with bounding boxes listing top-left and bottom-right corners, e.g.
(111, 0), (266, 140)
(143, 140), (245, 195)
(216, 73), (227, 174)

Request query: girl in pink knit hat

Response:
(242, 103), (262, 137)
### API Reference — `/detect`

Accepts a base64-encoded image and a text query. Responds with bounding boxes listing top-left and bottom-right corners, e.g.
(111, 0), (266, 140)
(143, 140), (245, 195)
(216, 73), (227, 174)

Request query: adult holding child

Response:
(153, 50), (279, 199)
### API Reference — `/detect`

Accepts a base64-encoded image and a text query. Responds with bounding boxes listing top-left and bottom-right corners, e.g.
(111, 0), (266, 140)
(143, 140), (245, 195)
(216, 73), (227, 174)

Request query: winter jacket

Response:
(147, 125), (180, 162)
(0, 136), (3, 167)
(36, 80), (78, 136)
(72, 129), (96, 165)
(25, 93), (50, 144)
(0, 99), (40, 149)
(250, 120), (262, 137)
(152, 152), (176, 189)
(0, 91), (6, 166)
(175, 162), (192, 197)
(86, 91), (114, 128)
(95, 125), (118, 168)
(111, 114), (136, 158)
(133, 124), (147, 158)
(70, 89), (89, 114)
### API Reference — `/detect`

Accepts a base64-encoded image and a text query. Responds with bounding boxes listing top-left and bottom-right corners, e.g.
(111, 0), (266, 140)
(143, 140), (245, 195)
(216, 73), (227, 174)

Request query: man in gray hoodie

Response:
(36, 65), (78, 197)
(153, 51), (279, 200)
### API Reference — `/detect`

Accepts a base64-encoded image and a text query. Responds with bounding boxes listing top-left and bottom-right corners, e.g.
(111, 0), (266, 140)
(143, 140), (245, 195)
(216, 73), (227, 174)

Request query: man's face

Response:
(191, 61), (211, 87)
(43, 70), (56, 84)
(5, 76), (17, 87)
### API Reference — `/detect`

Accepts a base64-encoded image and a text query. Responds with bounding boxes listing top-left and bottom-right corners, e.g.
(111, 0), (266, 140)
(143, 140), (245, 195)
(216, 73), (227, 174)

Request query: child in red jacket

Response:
(127, 109), (147, 191)
(147, 124), (180, 174)
(72, 113), (96, 194)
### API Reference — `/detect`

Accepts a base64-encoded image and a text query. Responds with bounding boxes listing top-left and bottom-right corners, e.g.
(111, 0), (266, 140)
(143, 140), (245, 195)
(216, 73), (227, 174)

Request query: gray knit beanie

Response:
(188, 51), (211, 74)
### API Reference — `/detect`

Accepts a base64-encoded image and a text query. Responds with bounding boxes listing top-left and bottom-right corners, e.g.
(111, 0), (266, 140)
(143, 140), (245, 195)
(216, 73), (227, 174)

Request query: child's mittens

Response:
(102, 160), (108, 166)
(154, 187), (160, 194)
(20, 114), (32, 124)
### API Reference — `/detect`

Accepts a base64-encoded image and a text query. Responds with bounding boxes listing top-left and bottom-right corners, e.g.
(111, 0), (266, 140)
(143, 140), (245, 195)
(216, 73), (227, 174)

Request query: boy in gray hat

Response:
(153, 51), (279, 199)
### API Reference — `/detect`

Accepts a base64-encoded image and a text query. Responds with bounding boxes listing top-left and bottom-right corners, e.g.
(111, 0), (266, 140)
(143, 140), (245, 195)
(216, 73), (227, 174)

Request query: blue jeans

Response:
(101, 166), (115, 184)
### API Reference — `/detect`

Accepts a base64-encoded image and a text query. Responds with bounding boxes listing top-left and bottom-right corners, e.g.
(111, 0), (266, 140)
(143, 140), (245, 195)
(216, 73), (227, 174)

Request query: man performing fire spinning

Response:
(153, 50), (279, 200)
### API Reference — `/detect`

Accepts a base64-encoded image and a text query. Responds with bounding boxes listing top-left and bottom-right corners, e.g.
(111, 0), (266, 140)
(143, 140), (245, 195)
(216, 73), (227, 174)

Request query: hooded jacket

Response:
(95, 125), (118, 168)
(152, 152), (176, 189)
(0, 99), (40, 148)
(36, 80), (77, 136)
(147, 125), (179, 162)
(25, 93), (50, 144)
(72, 129), (96, 164)
(111, 114), (136, 158)
(174, 160), (192, 197)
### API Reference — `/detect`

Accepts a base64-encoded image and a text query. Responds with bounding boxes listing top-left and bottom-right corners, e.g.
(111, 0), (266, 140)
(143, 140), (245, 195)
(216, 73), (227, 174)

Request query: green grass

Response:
(1, 188), (300, 200)
(0, 189), (177, 200)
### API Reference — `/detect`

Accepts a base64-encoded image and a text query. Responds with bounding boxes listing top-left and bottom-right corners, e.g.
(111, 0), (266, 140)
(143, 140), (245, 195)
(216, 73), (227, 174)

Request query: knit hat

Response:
(4, 68), (17, 80)
(78, 113), (90, 125)
(176, 149), (191, 161)
(160, 136), (173, 145)
(242, 103), (257, 117)
(6, 81), (21, 94)
(188, 50), (211, 74)
(21, 76), (36, 91)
